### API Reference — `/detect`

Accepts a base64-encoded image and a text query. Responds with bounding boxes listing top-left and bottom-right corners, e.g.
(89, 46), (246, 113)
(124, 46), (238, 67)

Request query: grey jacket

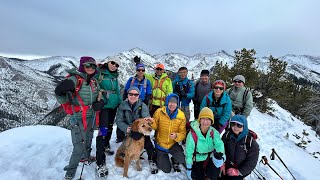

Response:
(227, 86), (253, 118)
(115, 99), (150, 133)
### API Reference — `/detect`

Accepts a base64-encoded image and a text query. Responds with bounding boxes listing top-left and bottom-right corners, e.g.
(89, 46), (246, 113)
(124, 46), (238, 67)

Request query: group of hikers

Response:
(55, 56), (259, 180)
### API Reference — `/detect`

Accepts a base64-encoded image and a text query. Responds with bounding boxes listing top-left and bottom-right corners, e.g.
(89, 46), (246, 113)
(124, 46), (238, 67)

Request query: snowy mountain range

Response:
(0, 48), (320, 132)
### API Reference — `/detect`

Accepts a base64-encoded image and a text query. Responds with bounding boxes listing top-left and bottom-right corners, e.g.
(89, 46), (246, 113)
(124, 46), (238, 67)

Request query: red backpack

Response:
(60, 74), (99, 131)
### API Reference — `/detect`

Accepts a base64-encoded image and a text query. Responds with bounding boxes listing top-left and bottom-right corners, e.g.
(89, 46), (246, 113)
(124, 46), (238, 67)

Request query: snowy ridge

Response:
(0, 102), (319, 180)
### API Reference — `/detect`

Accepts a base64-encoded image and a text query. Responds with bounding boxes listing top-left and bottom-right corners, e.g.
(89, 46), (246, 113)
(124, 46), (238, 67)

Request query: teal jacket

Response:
(55, 68), (99, 122)
(185, 121), (225, 165)
(200, 91), (232, 126)
(95, 67), (122, 109)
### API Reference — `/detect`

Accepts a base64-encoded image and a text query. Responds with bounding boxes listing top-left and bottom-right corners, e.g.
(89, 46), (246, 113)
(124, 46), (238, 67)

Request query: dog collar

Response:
(130, 131), (143, 140)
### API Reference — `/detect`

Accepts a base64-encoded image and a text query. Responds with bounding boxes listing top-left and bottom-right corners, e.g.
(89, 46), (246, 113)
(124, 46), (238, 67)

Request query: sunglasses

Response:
(110, 61), (119, 68)
(84, 64), (97, 69)
(155, 68), (163, 71)
(137, 69), (145, 72)
(128, 93), (139, 97)
(233, 80), (243, 84)
(214, 86), (224, 90)
(230, 122), (243, 128)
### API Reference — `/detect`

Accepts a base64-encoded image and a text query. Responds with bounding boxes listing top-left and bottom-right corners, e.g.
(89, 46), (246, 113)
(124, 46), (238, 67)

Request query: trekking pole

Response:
(252, 169), (263, 180)
(253, 168), (266, 180)
(271, 149), (296, 180)
(67, 92), (86, 180)
(261, 156), (283, 180)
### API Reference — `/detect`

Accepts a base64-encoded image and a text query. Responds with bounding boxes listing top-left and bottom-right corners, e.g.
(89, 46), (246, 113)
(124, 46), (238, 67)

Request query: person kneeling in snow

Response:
(115, 86), (158, 174)
(220, 115), (259, 179)
(185, 107), (225, 180)
(148, 93), (186, 173)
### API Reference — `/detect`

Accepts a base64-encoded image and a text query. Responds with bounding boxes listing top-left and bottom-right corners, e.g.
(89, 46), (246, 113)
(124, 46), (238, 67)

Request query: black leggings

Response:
(96, 108), (116, 166)
(192, 159), (220, 180)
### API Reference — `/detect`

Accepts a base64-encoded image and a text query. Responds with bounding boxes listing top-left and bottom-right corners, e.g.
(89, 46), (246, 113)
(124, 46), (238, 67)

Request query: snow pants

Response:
(64, 118), (94, 177)
(192, 159), (220, 180)
(156, 143), (185, 173)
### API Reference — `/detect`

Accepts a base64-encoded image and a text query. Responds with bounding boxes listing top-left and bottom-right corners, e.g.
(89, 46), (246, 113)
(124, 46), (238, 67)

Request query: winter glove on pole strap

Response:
(227, 168), (240, 176)
(55, 79), (75, 96)
(186, 164), (192, 180)
(92, 100), (104, 111)
(98, 126), (108, 136)
(212, 152), (225, 168)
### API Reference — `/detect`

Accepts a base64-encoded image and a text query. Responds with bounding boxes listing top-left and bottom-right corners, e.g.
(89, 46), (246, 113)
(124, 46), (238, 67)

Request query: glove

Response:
(186, 164), (192, 180)
(212, 152), (225, 168)
(227, 168), (239, 176)
(180, 91), (187, 97)
(98, 126), (108, 136)
(92, 100), (104, 111)
(55, 79), (75, 96)
(221, 163), (226, 175)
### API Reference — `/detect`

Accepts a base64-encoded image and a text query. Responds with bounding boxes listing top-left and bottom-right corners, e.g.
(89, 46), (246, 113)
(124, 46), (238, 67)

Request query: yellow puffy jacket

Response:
(151, 106), (186, 149)
(145, 73), (173, 107)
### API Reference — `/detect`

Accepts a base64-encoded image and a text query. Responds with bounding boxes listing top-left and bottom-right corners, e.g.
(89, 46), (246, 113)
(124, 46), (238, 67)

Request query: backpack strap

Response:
(191, 128), (215, 161)
(242, 88), (250, 108)
(205, 94), (211, 107)
(130, 76), (136, 87)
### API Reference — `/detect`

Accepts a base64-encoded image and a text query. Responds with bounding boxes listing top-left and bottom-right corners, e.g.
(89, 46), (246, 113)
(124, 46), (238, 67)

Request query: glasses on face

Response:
(137, 69), (145, 72)
(110, 61), (119, 68)
(128, 93), (139, 97)
(84, 64), (97, 69)
(230, 122), (243, 128)
(233, 80), (243, 84)
(214, 86), (224, 90)
(155, 68), (163, 71)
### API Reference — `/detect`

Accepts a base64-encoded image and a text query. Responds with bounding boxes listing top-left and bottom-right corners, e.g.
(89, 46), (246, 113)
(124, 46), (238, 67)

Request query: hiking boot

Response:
(171, 157), (181, 172)
(96, 164), (108, 177)
(149, 160), (158, 174)
(64, 173), (74, 180)
(104, 145), (114, 155)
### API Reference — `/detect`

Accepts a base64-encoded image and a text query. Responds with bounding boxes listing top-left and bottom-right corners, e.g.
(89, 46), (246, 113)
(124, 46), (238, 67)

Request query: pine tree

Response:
(230, 48), (259, 88)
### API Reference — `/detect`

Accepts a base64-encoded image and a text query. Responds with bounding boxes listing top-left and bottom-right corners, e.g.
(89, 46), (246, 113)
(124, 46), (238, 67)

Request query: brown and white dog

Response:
(115, 118), (152, 177)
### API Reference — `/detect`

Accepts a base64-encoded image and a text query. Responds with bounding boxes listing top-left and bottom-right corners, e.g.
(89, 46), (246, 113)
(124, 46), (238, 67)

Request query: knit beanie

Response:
(214, 80), (226, 90)
(198, 107), (214, 124)
(136, 63), (145, 70)
(233, 75), (245, 83)
(200, 70), (210, 76)
(127, 86), (140, 94)
(78, 56), (97, 74)
(102, 56), (121, 66)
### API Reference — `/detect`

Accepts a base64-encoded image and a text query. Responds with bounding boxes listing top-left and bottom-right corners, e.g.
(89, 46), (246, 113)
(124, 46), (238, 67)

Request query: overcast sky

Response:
(0, 0), (319, 59)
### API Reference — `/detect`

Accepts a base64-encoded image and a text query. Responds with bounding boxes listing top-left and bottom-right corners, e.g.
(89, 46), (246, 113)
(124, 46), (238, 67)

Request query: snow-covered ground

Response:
(0, 102), (319, 180)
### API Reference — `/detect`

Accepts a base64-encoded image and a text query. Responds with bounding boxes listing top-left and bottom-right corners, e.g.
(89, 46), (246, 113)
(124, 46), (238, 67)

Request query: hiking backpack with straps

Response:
(190, 128), (215, 160)
(174, 79), (192, 95)
(60, 74), (98, 131)
(130, 76), (147, 94)
(228, 87), (250, 113)
(225, 129), (258, 153)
